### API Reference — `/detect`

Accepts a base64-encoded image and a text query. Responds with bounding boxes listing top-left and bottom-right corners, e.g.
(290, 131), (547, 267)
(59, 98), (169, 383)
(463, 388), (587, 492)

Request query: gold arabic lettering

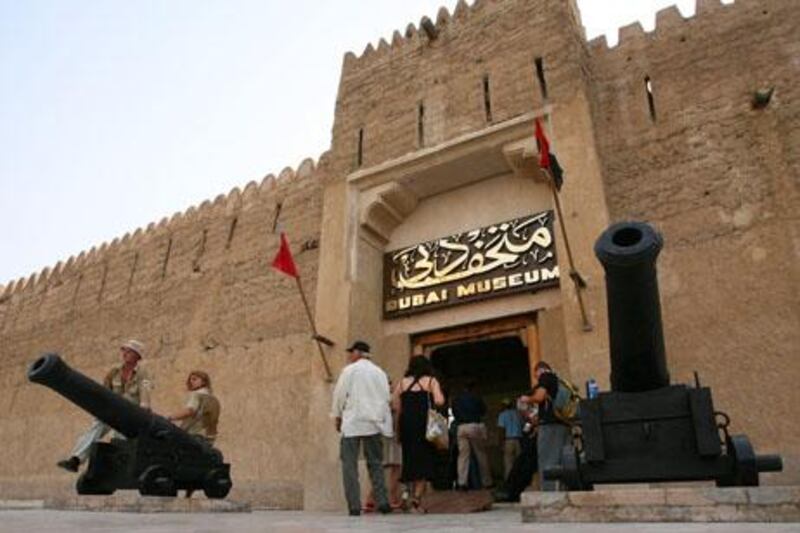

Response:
(391, 213), (554, 291)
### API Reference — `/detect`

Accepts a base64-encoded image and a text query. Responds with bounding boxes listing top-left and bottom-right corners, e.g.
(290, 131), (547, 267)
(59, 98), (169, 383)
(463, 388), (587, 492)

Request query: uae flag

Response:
(271, 232), (298, 278)
(534, 118), (564, 192)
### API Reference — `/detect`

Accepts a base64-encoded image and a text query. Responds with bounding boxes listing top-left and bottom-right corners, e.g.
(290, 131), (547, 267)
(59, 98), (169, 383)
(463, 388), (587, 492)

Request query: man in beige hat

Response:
(57, 339), (153, 472)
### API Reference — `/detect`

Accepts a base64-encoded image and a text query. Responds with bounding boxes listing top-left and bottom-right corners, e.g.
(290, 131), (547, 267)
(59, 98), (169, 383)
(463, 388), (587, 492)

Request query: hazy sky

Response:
(0, 0), (707, 286)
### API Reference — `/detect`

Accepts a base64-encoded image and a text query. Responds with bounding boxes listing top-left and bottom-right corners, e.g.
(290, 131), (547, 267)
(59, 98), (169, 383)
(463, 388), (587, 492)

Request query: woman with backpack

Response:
(167, 370), (220, 444)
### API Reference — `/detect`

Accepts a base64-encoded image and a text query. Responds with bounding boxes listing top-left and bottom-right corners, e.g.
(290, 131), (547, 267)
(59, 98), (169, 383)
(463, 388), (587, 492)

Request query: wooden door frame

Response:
(411, 313), (541, 387)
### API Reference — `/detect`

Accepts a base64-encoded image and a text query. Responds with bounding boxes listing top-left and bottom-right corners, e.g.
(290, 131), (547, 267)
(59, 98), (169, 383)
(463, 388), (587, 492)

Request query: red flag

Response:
(271, 232), (298, 278)
(534, 118), (550, 169)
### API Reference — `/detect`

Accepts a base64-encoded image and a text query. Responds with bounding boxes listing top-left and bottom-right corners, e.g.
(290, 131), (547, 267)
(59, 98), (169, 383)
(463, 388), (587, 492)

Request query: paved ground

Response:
(0, 508), (798, 533)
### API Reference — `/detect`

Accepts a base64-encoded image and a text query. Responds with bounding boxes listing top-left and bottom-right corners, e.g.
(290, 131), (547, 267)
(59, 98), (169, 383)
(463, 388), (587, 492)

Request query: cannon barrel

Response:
(28, 353), (212, 455)
(594, 221), (669, 392)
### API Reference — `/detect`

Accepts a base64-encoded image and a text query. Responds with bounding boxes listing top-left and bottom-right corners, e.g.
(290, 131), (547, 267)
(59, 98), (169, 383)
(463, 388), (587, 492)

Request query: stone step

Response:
(521, 486), (800, 522)
(45, 494), (251, 513)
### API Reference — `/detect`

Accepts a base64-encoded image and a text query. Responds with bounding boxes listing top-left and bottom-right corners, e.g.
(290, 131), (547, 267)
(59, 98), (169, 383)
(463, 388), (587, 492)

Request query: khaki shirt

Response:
(103, 365), (152, 408)
(180, 387), (220, 442)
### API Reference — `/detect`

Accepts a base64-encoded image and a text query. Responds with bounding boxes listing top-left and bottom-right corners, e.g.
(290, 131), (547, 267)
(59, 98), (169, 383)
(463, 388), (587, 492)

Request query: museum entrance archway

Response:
(411, 314), (539, 490)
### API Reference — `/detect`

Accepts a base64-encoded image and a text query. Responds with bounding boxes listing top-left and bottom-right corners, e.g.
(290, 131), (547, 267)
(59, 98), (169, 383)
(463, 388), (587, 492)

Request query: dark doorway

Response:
(429, 336), (531, 489)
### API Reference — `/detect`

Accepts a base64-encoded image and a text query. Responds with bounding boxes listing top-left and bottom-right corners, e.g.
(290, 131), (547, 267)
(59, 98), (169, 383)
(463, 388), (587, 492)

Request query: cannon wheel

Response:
(729, 434), (759, 486)
(559, 444), (591, 491)
(76, 473), (114, 495)
(203, 468), (232, 499)
(138, 465), (177, 497)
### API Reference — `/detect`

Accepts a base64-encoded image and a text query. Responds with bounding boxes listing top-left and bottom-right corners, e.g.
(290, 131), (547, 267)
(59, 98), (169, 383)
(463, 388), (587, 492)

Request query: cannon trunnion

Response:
(545, 222), (782, 490)
(28, 354), (232, 499)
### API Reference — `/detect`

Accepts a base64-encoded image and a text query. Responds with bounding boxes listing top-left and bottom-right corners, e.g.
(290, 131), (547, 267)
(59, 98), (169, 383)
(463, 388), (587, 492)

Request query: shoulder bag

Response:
(425, 380), (449, 451)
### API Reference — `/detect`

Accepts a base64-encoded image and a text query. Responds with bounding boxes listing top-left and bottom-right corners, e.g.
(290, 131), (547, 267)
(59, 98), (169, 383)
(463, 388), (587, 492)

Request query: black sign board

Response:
(383, 210), (560, 319)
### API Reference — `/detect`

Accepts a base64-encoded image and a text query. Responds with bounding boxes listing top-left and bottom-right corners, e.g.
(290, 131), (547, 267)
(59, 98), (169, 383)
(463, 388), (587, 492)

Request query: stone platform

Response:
(44, 494), (251, 513)
(521, 486), (800, 522)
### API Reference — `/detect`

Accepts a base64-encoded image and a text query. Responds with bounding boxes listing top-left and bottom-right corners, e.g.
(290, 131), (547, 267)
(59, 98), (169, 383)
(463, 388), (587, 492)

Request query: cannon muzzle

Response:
(594, 221), (669, 392)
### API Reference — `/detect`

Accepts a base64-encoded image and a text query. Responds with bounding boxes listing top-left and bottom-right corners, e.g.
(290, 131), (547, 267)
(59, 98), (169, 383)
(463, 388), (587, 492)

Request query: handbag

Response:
(425, 388), (449, 451)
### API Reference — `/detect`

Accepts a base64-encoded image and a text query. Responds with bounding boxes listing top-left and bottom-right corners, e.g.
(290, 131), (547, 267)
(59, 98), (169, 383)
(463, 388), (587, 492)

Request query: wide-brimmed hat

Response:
(120, 339), (145, 359)
(346, 340), (371, 355)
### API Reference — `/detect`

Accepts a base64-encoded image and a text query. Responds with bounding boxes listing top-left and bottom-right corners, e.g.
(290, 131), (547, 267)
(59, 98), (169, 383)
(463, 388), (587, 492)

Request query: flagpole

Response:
(544, 167), (593, 332)
(294, 275), (334, 382)
(272, 232), (334, 382)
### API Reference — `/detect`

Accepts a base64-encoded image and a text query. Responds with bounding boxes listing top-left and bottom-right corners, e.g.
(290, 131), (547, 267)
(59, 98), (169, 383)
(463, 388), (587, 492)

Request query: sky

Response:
(0, 0), (710, 287)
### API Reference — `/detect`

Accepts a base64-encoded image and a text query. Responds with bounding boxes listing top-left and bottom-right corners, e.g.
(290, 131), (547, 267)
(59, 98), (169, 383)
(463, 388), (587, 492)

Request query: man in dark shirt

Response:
(521, 361), (571, 491)
(452, 379), (493, 490)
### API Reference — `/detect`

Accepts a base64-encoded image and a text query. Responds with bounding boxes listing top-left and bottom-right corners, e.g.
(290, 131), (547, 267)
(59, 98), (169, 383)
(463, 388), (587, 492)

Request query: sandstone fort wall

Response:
(0, 159), (326, 506)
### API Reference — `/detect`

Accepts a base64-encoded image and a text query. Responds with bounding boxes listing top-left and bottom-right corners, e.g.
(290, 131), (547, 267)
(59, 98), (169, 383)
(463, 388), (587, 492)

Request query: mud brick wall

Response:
(0, 159), (325, 507)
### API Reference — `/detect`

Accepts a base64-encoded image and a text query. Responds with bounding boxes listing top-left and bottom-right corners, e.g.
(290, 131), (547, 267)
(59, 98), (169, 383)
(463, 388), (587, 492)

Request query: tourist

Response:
(166, 370), (220, 444)
(56, 339), (152, 472)
(519, 361), (571, 491)
(453, 379), (493, 490)
(392, 355), (445, 513)
(331, 341), (392, 516)
(497, 398), (523, 480)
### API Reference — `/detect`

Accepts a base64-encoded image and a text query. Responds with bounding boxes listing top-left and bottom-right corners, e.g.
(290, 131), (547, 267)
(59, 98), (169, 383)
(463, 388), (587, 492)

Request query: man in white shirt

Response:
(331, 340), (392, 516)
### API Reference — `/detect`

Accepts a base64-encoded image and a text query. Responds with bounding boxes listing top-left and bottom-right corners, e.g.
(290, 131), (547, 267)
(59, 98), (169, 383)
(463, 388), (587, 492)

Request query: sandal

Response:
(410, 498), (427, 514)
(400, 489), (411, 512)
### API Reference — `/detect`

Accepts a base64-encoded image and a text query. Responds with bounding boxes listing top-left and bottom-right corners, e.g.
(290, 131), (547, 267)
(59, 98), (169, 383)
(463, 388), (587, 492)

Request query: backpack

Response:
(551, 376), (581, 424)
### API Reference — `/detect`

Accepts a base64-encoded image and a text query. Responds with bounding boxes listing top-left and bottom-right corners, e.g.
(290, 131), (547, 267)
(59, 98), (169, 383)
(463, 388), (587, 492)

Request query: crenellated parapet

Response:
(340, 0), (764, 68)
(0, 154), (328, 309)
(586, 0), (764, 55)
(342, 1), (468, 68)
(340, 0), (589, 71)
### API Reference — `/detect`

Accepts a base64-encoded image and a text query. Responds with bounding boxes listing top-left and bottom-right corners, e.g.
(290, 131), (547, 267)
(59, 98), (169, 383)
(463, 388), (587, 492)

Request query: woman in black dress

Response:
(392, 355), (445, 512)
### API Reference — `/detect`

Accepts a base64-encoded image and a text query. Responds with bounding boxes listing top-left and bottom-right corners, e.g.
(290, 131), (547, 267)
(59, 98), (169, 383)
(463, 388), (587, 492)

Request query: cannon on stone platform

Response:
(544, 221), (782, 490)
(28, 353), (232, 498)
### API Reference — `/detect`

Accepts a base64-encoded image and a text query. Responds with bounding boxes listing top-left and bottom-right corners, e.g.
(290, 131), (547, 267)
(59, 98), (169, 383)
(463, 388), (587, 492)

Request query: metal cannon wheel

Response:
(543, 445), (591, 491)
(138, 465), (177, 497)
(730, 434), (759, 486)
(559, 444), (591, 491)
(202, 468), (232, 499)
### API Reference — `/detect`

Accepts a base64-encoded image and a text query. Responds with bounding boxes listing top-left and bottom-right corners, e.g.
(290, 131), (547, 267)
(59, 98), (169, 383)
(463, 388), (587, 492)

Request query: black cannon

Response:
(28, 353), (232, 498)
(545, 221), (782, 490)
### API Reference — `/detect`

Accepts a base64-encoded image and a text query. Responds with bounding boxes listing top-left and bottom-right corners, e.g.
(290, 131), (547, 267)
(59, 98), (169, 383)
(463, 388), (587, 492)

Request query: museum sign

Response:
(383, 210), (560, 318)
